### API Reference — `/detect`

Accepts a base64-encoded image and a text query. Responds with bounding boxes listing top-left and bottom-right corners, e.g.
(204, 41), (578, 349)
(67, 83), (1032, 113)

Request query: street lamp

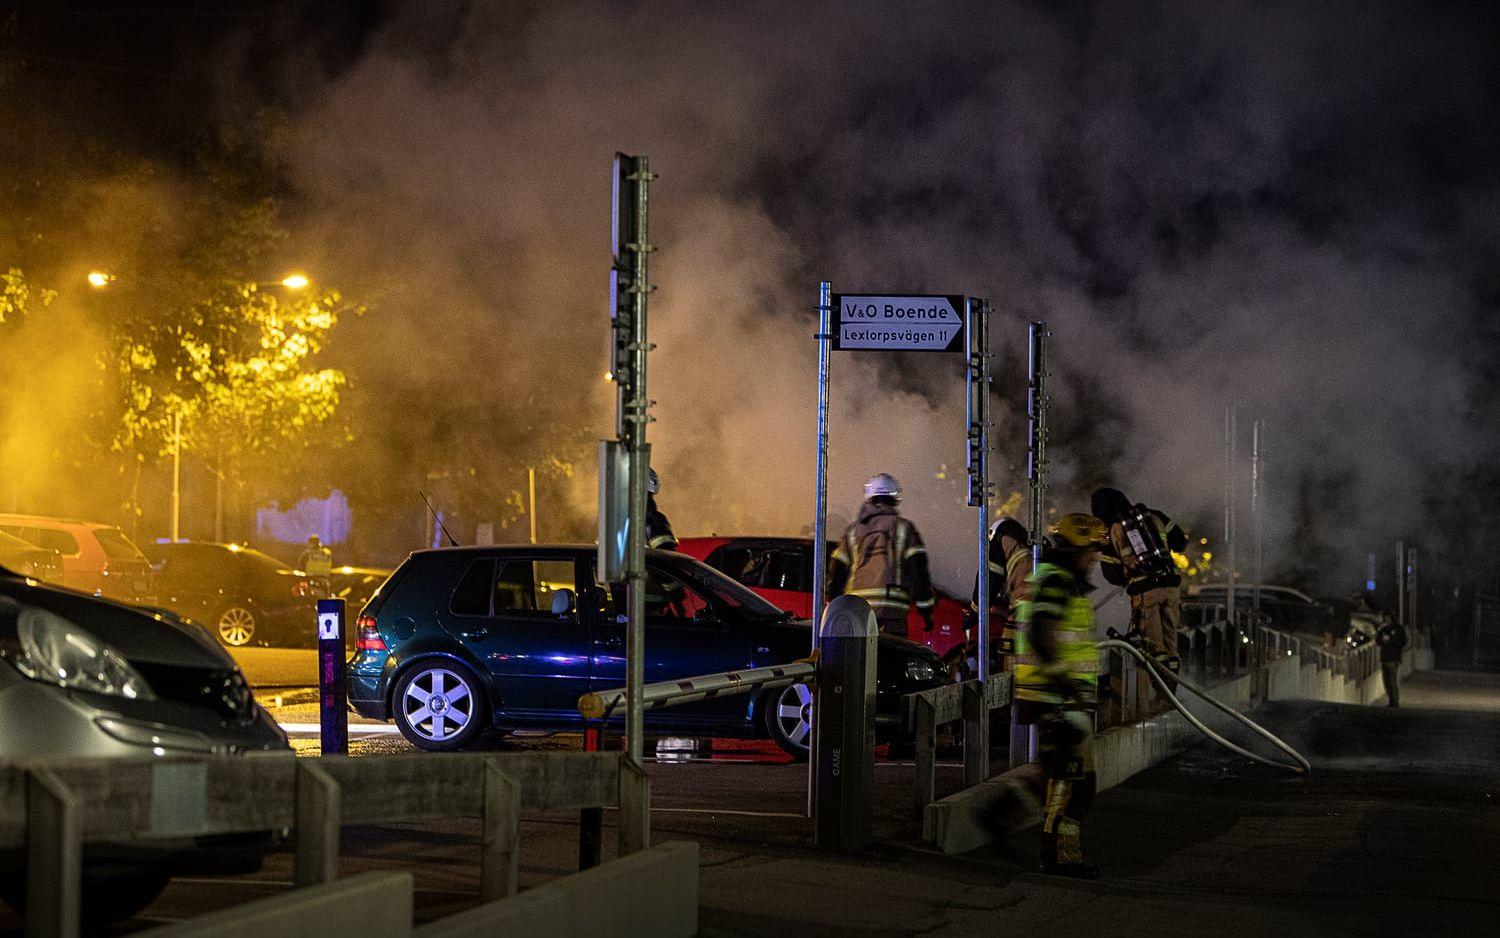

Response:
(280, 273), (310, 290)
(87, 271), (116, 288)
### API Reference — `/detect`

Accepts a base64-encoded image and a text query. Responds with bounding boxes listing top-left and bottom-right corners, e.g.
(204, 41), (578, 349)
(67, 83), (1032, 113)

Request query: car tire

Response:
(1, 871), (170, 925)
(764, 682), (813, 761)
(393, 660), (488, 752)
(216, 605), (257, 647)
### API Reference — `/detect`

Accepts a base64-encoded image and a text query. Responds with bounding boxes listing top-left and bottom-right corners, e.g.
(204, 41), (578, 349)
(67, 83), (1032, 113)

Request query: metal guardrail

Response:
(577, 661), (815, 719)
(2, 751), (644, 938)
(902, 674), (1012, 821)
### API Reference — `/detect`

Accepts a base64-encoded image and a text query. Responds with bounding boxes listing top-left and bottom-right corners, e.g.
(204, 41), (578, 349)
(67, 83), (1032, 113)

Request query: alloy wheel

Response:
(217, 607), (256, 646)
(400, 666), (476, 744)
(774, 682), (813, 752)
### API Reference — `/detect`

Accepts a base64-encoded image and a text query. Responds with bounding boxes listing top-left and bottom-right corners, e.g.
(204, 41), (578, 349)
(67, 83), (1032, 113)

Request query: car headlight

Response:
(3, 606), (156, 701)
(905, 658), (937, 682)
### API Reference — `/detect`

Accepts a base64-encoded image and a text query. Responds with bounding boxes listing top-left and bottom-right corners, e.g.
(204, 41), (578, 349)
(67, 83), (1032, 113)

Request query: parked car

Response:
(348, 545), (945, 757)
(1185, 583), (1350, 639)
(675, 536), (972, 658)
(0, 514), (154, 604)
(0, 530), (63, 585)
(143, 541), (319, 648)
(328, 564), (393, 613)
(0, 567), (287, 924)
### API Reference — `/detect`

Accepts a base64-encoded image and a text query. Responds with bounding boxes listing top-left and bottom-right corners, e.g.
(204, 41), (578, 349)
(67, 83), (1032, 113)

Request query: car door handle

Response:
(460, 627), (489, 641)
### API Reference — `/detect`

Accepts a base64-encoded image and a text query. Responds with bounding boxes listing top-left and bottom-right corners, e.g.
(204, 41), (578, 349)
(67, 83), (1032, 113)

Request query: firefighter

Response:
(827, 473), (935, 637)
(964, 518), (1033, 674)
(1091, 487), (1188, 678)
(1013, 512), (1107, 878)
(645, 467), (678, 550)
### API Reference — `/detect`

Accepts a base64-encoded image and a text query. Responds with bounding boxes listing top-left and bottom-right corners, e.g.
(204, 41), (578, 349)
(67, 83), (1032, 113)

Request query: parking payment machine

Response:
(814, 595), (877, 850)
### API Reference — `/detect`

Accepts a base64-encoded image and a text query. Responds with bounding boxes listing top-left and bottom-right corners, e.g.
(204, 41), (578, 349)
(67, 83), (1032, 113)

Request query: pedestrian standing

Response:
(1376, 618), (1408, 707)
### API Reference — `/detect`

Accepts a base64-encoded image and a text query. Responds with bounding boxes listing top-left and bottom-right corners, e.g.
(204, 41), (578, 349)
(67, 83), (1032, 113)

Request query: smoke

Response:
(215, 0), (1500, 592)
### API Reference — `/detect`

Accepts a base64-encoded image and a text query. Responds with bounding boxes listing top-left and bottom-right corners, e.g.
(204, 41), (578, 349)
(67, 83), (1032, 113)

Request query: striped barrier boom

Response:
(577, 661), (816, 720)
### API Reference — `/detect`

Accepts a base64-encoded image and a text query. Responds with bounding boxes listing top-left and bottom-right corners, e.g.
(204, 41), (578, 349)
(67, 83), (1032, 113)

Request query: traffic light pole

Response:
(609, 154), (654, 767)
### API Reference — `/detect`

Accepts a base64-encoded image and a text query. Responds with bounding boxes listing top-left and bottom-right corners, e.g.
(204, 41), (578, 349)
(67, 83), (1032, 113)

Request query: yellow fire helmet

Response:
(1049, 512), (1108, 550)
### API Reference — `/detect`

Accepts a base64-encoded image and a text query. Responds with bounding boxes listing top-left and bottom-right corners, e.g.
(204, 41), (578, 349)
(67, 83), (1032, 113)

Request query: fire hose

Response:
(1097, 637), (1311, 776)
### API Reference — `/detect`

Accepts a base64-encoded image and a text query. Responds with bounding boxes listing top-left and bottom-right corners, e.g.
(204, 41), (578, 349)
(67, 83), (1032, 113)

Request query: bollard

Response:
(814, 595), (877, 851)
(579, 721), (604, 869)
(316, 598), (348, 756)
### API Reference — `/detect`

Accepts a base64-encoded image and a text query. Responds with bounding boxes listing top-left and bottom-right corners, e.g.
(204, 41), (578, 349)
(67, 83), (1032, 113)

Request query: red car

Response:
(674, 536), (970, 658)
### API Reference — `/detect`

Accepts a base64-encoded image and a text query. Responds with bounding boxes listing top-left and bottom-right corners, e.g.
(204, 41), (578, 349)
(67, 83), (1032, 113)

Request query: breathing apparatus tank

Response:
(1121, 504), (1175, 580)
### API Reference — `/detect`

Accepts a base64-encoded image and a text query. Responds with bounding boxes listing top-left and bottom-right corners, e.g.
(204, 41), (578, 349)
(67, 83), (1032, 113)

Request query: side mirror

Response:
(550, 588), (577, 617)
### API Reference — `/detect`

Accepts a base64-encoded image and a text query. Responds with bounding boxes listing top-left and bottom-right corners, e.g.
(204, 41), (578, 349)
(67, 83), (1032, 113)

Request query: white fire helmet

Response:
(647, 467), (661, 494)
(863, 473), (902, 501)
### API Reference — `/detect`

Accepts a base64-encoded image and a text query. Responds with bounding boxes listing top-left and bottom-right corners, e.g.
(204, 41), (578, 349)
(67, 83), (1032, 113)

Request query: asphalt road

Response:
(5, 672), (1497, 936)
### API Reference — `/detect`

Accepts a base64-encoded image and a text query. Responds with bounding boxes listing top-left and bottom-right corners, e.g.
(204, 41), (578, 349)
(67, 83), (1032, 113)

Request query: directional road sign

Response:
(831, 293), (966, 352)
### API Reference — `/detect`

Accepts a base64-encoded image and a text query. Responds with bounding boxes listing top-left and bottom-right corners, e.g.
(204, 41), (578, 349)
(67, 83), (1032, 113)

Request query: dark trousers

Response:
(1381, 662), (1401, 707)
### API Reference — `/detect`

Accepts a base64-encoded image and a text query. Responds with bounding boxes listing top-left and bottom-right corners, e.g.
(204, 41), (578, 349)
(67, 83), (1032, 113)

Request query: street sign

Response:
(831, 293), (966, 352)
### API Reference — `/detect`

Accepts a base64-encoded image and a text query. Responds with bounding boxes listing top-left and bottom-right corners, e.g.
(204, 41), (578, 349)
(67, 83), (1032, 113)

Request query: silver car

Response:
(0, 566), (288, 924)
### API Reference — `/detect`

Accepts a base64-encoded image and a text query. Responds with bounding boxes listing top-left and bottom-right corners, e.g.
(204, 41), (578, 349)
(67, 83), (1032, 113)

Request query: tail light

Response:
(356, 616), (387, 652)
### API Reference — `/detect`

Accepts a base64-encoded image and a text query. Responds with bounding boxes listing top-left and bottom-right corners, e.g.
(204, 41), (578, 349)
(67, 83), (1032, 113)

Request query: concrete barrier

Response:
(414, 841), (699, 938)
(145, 871), (413, 938)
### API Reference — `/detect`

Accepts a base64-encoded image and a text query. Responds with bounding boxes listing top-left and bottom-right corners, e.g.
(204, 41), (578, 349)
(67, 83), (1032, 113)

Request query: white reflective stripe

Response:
(988, 561), (1006, 574)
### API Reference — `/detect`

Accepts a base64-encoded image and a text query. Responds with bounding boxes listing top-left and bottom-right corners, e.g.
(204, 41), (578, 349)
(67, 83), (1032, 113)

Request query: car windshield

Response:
(657, 555), (791, 618)
(93, 527), (147, 562)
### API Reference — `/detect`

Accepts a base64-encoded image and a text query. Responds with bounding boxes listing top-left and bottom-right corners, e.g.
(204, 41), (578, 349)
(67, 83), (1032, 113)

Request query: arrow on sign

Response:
(831, 294), (966, 352)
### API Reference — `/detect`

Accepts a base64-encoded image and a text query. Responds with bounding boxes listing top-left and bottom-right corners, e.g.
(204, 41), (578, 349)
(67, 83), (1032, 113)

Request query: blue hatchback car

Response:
(348, 545), (944, 755)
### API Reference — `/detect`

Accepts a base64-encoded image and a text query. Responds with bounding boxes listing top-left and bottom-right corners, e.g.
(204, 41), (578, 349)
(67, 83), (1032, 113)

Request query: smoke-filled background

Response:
(2, 2), (1498, 629)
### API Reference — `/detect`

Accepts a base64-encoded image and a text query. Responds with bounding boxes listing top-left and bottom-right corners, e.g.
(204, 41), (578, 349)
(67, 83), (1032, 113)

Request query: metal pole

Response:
(528, 467), (537, 544)
(1396, 539), (1406, 627)
(965, 298), (992, 787)
(1027, 322), (1048, 569)
(621, 156), (652, 767)
(812, 281), (832, 646)
(171, 408), (182, 543)
(1224, 407), (1236, 625)
(1251, 420), (1262, 626)
(809, 280), (832, 819)
(1406, 546), (1418, 631)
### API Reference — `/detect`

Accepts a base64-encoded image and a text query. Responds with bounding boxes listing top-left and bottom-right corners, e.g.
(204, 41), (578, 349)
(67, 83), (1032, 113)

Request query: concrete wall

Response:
(415, 841), (699, 938)
(1267, 646), (1415, 707)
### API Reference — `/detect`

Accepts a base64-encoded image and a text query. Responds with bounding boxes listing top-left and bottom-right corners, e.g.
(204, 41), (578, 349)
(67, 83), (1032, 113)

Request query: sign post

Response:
(316, 598), (347, 756)
(813, 287), (993, 805)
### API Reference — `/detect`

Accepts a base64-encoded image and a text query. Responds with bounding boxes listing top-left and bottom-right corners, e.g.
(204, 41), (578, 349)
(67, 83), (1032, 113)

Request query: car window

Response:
(493, 559), (577, 616)
(643, 568), (711, 620)
(33, 528), (81, 556)
(705, 545), (756, 582)
(92, 527), (143, 561)
(451, 559), (494, 616)
(740, 547), (810, 592)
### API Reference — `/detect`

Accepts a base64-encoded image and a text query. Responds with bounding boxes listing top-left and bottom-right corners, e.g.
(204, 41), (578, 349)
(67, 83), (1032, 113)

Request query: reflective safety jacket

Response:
(828, 500), (935, 615)
(646, 496), (678, 551)
(1014, 562), (1098, 707)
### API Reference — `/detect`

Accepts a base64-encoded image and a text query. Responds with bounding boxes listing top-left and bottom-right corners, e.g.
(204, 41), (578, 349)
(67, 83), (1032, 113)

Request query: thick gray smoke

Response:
(242, 0), (1498, 592)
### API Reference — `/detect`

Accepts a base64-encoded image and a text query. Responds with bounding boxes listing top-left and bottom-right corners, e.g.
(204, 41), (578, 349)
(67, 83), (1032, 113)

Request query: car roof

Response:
(0, 513), (114, 529)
